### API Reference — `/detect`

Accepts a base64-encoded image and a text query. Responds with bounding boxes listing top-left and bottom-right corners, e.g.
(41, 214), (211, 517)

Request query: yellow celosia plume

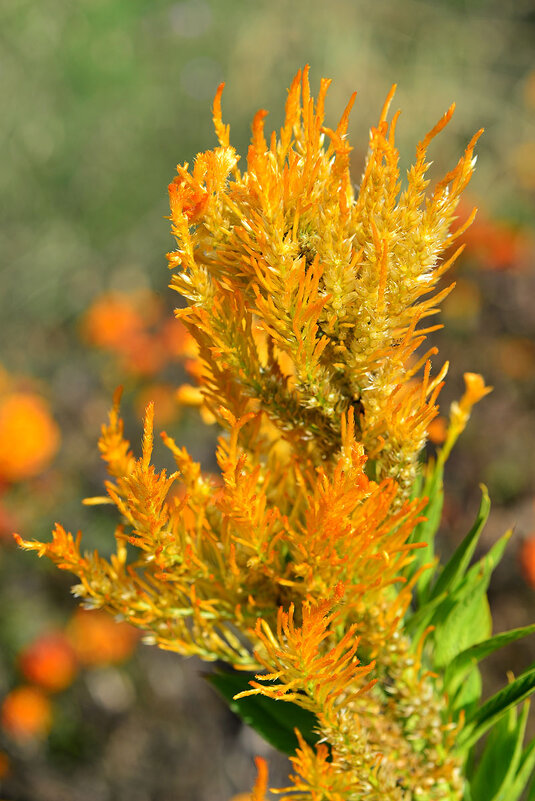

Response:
(17, 69), (490, 800)
(168, 65), (482, 491)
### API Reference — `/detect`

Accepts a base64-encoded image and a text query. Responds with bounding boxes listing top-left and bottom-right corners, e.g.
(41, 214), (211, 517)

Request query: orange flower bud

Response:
(427, 416), (448, 445)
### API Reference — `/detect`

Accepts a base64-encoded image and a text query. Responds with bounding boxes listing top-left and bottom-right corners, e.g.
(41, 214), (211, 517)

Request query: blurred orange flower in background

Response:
(0, 392), (60, 484)
(427, 416), (448, 445)
(520, 535), (535, 588)
(66, 610), (139, 667)
(19, 632), (78, 693)
(82, 291), (149, 349)
(81, 290), (198, 378)
(454, 201), (532, 272)
(1, 686), (52, 742)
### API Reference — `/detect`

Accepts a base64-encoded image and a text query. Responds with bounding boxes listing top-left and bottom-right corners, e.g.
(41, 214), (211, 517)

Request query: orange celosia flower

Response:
(520, 535), (535, 588)
(459, 203), (532, 270)
(18, 69), (487, 800)
(19, 632), (78, 693)
(82, 292), (148, 349)
(0, 392), (60, 483)
(160, 317), (198, 360)
(458, 372), (493, 419)
(135, 383), (179, 425)
(176, 383), (204, 406)
(82, 291), (198, 378)
(1, 686), (52, 741)
(66, 609), (139, 667)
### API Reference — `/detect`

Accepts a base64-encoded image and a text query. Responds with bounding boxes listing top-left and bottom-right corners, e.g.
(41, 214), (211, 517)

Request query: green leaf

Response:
(489, 702), (531, 801)
(431, 584), (492, 671)
(509, 736), (535, 801)
(450, 665), (482, 717)
(408, 460), (444, 603)
(470, 705), (516, 801)
(461, 529), (511, 597)
(445, 624), (535, 699)
(470, 702), (529, 801)
(404, 590), (449, 641)
(511, 737), (535, 801)
(459, 666), (535, 750)
(428, 485), (490, 602)
(429, 529), (511, 673)
(206, 669), (319, 756)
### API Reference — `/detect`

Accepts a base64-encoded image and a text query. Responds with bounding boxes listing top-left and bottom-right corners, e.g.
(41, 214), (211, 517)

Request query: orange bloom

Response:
(160, 317), (198, 360)
(0, 392), (60, 483)
(82, 292), (147, 349)
(520, 536), (535, 588)
(176, 383), (204, 406)
(454, 202), (531, 271)
(82, 291), (197, 377)
(1, 686), (52, 741)
(66, 609), (139, 667)
(135, 383), (179, 425)
(19, 632), (78, 693)
(459, 372), (493, 415)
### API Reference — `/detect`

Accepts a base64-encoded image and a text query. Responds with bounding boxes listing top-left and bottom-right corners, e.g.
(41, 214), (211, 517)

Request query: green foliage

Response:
(444, 624), (535, 699)
(428, 485), (490, 602)
(405, 459), (444, 601)
(469, 702), (530, 801)
(460, 667), (535, 750)
(406, 460), (535, 800)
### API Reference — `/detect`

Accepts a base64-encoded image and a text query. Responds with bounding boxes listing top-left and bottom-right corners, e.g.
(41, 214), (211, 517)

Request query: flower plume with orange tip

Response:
(16, 69), (515, 801)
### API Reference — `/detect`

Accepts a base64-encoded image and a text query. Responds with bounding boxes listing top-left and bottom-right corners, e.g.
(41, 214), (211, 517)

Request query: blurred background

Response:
(1, 0), (535, 798)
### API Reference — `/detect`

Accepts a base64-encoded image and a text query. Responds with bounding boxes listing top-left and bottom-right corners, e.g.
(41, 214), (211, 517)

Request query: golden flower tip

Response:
(441, 372), (493, 463)
(459, 372), (493, 415)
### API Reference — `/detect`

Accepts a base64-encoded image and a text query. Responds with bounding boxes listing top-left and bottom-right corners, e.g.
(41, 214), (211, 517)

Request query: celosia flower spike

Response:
(20, 69), (490, 801)
(168, 69), (481, 493)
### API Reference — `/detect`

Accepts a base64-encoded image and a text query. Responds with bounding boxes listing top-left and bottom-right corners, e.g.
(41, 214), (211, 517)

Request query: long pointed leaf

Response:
(470, 705), (518, 801)
(445, 624), (535, 698)
(508, 737), (535, 801)
(489, 702), (530, 801)
(429, 485), (490, 602)
(459, 666), (535, 750)
(409, 460), (444, 603)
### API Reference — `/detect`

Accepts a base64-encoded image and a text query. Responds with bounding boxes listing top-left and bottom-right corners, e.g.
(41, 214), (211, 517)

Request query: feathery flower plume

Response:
(18, 69), (527, 801)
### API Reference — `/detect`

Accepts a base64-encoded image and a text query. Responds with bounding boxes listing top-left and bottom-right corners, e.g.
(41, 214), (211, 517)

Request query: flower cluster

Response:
(19, 69), (524, 801)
